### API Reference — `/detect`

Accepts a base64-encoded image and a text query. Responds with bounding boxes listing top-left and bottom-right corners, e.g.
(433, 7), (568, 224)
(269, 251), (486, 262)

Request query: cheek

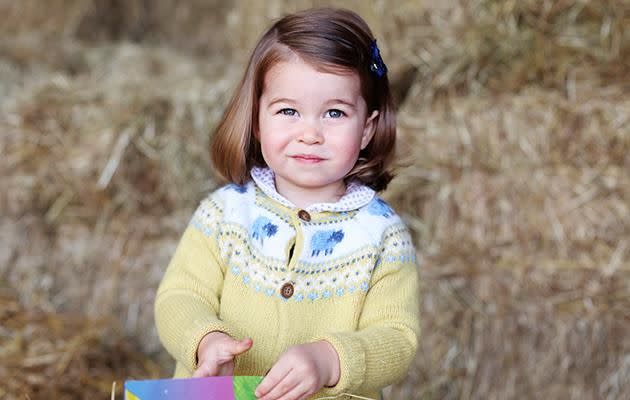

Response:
(258, 118), (277, 147)
(260, 119), (294, 145)
(259, 135), (278, 156)
(333, 136), (363, 164)
(259, 130), (288, 163)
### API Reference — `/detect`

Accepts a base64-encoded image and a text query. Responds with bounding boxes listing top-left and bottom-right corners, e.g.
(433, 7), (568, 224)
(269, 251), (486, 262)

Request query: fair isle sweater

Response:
(154, 167), (420, 399)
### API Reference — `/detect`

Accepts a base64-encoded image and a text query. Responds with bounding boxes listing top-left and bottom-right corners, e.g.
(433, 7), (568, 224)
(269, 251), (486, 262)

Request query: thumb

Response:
(225, 337), (253, 357)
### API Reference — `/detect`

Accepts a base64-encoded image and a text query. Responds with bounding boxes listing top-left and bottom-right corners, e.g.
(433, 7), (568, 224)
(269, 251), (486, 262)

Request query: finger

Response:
(257, 377), (299, 400)
(255, 365), (292, 399)
(213, 338), (252, 365)
(226, 337), (253, 356)
(274, 382), (311, 400)
(218, 360), (234, 376)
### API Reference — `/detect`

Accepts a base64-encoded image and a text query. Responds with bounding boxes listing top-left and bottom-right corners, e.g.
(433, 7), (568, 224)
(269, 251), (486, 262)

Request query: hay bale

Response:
(0, 0), (91, 39)
(0, 40), (239, 352)
(385, 86), (630, 398)
(0, 284), (163, 400)
(386, 0), (630, 104)
(0, 0), (403, 56)
(1, 1), (629, 399)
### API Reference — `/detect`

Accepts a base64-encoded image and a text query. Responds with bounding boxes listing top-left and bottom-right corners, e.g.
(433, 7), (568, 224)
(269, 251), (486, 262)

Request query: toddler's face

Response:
(257, 58), (377, 205)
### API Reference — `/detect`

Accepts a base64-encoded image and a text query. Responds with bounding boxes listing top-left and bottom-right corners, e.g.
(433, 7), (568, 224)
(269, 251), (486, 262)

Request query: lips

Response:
(291, 154), (324, 162)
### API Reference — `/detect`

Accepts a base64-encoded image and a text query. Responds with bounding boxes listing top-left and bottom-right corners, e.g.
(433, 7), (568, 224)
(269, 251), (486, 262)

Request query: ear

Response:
(360, 110), (379, 150)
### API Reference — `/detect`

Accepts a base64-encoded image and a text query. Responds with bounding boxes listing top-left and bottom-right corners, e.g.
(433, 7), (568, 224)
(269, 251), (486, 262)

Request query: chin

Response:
(296, 178), (343, 190)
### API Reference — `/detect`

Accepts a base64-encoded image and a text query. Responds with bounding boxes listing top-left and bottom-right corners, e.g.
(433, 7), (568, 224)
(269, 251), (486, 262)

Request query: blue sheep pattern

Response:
(251, 216), (278, 244)
(311, 230), (345, 256)
(368, 198), (394, 218)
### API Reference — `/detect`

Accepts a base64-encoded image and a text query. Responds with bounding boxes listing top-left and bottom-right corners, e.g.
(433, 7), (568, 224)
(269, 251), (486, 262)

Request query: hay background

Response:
(1, 0), (628, 399)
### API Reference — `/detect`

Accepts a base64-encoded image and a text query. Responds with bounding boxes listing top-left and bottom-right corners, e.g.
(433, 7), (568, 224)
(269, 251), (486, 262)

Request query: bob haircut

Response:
(211, 7), (396, 192)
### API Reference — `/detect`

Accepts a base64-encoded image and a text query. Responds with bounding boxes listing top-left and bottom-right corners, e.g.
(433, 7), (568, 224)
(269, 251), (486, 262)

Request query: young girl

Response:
(155, 8), (419, 400)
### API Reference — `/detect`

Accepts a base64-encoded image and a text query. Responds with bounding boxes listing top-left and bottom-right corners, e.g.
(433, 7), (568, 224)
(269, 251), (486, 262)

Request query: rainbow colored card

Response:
(124, 376), (263, 400)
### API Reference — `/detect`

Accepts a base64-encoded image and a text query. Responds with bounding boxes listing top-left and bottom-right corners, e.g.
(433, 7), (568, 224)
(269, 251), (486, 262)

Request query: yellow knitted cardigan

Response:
(154, 169), (420, 399)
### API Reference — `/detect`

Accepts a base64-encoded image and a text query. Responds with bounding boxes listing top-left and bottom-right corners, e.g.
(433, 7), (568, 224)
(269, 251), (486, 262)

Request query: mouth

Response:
(291, 154), (324, 163)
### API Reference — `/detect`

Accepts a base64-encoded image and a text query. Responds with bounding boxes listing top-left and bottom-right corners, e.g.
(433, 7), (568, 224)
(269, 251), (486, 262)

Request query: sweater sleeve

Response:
(312, 224), (420, 396)
(154, 195), (237, 373)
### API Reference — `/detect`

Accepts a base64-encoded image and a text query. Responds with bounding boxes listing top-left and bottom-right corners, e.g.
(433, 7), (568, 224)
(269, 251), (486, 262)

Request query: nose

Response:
(298, 120), (323, 144)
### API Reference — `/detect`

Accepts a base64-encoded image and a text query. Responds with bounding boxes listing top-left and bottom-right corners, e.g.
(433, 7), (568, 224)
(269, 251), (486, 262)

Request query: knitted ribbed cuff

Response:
(182, 317), (235, 373)
(310, 332), (366, 395)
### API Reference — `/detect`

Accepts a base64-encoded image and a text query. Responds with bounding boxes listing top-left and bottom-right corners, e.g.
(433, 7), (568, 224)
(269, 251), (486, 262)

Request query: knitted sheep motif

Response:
(251, 216), (278, 244)
(310, 230), (344, 256)
(368, 198), (393, 218)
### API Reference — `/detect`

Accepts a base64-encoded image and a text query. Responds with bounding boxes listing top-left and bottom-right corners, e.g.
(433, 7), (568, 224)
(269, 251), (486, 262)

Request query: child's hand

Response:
(255, 341), (340, 400)
(193, 331), (253, 377)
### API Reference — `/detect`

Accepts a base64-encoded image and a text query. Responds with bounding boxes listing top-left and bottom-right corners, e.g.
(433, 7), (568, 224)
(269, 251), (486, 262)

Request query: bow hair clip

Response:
(369, 40), (388, 78)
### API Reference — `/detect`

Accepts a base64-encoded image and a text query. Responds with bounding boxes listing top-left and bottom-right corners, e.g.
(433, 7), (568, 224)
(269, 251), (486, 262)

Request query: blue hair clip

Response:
(369, 40), (387, 78)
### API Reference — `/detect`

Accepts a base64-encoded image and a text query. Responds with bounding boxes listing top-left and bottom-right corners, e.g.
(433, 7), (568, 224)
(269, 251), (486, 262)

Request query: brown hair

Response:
(211, 7), (396, 191)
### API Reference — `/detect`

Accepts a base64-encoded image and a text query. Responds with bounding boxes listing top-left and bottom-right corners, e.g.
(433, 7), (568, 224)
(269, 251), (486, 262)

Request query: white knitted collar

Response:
(250, 166), (375, 213)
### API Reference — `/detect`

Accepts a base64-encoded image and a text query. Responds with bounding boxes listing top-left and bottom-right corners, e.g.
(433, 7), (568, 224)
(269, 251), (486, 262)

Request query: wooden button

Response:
(297, 210), (311, 222)
(280, 282), (294, 299)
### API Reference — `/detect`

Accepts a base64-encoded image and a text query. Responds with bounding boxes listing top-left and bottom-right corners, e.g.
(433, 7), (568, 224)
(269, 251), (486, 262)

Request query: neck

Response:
(275, 179), (346, 209)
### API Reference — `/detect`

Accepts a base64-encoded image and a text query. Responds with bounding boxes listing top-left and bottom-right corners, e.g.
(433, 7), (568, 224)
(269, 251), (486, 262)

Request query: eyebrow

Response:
(266, 97), (357, 109)
(267, 97), (296, 107)
(326, 99), (357, 109)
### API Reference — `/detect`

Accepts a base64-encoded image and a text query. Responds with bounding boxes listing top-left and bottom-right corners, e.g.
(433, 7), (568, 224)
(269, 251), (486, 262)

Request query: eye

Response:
(278, 108), (298, 116)
(325, 109), (346, 118)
